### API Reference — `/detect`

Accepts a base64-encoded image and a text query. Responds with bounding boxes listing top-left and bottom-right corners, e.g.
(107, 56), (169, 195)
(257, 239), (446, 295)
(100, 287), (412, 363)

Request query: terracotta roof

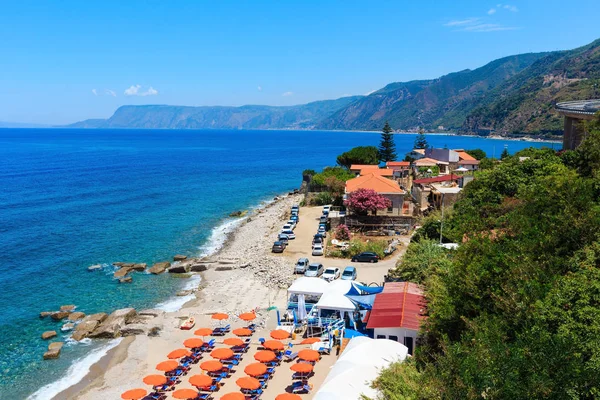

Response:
(413, 157), (448, 166)
(413, 174), (460, 185)
(346, 174), (404, 194)
(456, 151), (476, 161)
(458, 159), (480, 165)
(386, 161), (410, 167)
(360, 168), (393, 177)
(366, 282), (426, 331)
(349, 164), (379, 170)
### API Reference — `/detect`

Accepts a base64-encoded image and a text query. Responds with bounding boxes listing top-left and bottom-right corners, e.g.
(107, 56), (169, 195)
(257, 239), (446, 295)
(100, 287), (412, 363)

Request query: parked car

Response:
(286, 220), (297, 229)
(304, 263), (324, 277)
(322, 267), (341, 281)
(295, 258), (309, 274)
(312, 244), (324, 256)
(290, 215), (299, 223)
(313, 234), (324, 244)
(317, 226), (327, 236)
(341, 266), (357, 280)
(291, 205), (300, 214)
(282, 223), (294, 231)
(278, 233), (289, 244)
(281, 229), (296, 239)
(351, 252), (379, 263)
(272, 241), (286, 253)
(319, 215), (328, 224)
(323, 205), (331, 213)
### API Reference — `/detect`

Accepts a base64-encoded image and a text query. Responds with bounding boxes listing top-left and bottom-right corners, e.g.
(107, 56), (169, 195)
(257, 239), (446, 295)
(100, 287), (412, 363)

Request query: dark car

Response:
(272, 241), (286, 253)
(278, 234), (290, 245)
(351, 252), (379, 263)
(313, 234), (324, 245)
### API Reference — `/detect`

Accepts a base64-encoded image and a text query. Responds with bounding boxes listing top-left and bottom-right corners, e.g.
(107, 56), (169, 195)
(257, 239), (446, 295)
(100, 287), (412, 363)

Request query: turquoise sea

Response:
(0, 129), (556, 399)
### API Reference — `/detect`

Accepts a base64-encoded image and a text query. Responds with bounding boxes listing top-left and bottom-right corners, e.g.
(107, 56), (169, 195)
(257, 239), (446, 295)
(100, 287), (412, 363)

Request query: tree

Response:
(336, 146), (379, 169)
(334, 224), (351, 241)
(378, 121), (397, 162)
(345, 188), (391, 215)
(464, 149), (486, 160)
(500, 147), (510, 160)
(311, 166), (355, 186)
(414, 130), (428, 149)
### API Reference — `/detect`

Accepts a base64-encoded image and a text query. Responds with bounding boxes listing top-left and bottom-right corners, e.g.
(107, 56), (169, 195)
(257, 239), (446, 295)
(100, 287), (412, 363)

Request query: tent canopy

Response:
(287, 277), (330, 296)
(315, 292), (356, 312)
(346, 282), (384, 296)
(327, 279), (354, 295)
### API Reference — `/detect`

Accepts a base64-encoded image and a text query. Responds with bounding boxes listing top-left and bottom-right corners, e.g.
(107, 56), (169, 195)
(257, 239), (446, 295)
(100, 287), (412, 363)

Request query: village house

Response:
(411, 174), (462, 212)
(385, 161), (410, 179)
(345, 173), (412, 216)
(349, 164), (380, 176)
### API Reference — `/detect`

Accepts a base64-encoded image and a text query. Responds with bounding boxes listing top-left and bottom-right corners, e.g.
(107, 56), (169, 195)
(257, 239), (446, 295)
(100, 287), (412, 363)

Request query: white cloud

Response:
(105, 89), (116, 97)
(282, 91), (293, 97)
(495, 4), (518, 12)
(124, 85), (158, 96)
(444, 16), (517, 32)
(487, 8), (497, 15)
(257, 85), (263, 92)
(444, 18), (481, 27)
(91, 89), (98, 96)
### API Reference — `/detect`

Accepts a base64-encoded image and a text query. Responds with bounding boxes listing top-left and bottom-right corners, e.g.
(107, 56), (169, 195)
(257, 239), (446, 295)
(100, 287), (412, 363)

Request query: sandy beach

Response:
(52, 193), (408, 400)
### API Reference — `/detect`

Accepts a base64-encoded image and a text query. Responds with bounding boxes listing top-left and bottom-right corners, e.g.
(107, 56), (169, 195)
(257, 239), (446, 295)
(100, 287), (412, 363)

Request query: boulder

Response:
(215, 266), (233, 272)
(72, 320), (99, 341)
(113, 262), (125, 267)
(113, 267), (132, 278)
(148, 326), (161, 337)
(51, 311), (70, 321)
(173, 255), (187, 261)
(177, 290), (192, 297)
(131, 263), (147, 271)
(138, 309), (163, 318)
(120, 323), (149, 336)
(39, 311), (54, 319)
(121, 263), (135, 268)
(43, 342), (64, 359)
(119, 276), (133, 284)
(167, 265), (188, 274)
(83, 313), (108, 323)
(88, 264), (102, 271)
(68, 312), (85, 321)
(60, 305), (76, 312)
(190, 264), (208, 272)
(148, 262), (170, 274)
(41, 331), (57, 340)
(88, 308), (137, 339)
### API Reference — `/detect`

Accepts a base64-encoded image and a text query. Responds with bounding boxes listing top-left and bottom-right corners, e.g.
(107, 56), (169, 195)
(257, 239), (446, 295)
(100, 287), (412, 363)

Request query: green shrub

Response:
(311, 192), (333, 206)
(311, 166), (355, 186)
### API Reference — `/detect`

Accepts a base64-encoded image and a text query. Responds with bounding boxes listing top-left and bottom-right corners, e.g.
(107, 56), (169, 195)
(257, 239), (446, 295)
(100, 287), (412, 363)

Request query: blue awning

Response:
(346, 282), (384, 296)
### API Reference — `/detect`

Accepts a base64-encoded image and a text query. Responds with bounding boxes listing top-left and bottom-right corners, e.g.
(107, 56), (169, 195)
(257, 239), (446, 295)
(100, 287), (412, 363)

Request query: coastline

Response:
(46, 192), (302, 400)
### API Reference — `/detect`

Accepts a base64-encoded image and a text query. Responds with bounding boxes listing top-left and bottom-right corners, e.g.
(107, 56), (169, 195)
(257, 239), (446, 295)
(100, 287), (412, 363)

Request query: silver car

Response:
(295, 258), (309, 274)
(304, 263), (324, 277)
(312, 244), (324, 256)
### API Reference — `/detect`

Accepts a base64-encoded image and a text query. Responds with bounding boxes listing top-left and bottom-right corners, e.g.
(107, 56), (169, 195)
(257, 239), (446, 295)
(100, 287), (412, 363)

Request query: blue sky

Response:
(0, 0), (598, 125)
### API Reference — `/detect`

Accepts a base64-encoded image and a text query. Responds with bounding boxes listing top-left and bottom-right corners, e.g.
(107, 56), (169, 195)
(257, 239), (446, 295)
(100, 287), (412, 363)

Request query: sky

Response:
(0, 0), (598, 125)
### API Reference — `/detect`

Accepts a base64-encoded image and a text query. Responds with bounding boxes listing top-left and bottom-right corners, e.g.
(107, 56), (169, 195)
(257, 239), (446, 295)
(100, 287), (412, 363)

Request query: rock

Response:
(148, 261), (170, 274)
(167, 265), (188, 274)
(60, 305), (76, 312)
(215, 266), (233, 271)
(239, 263), (250, 269)
(173, 255), (187, 261)
(121, 263), (135, 268)
(120, 323), (149, 336)
(83, 313), (108, 323)
(229, 210), (247, 217)
(113, 262), (125, 267)
(88, 308), (137, 339)
(41, 331), (57, 340)
(68, 312), (86, 321)
(139, 309), (162, 318)
(61, 323), (75, 332)
(177, 290), (192, 296)
(72, 320), (98, 341)
(113, 267), (132, 278)
(190, 264), (208, 272)
(51, 311), (70, 321)
(119, 276), (133, 283)
(39, 311), (54, 319)
(88, 264), (102, 271)
(148, 326), (161, 337)
(131, 263), (147, 271)
(43, 342), (64, 359)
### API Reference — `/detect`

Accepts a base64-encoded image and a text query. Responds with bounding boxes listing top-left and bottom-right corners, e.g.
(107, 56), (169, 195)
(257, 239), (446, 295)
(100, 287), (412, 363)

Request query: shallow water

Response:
(0, 128), (555, 398)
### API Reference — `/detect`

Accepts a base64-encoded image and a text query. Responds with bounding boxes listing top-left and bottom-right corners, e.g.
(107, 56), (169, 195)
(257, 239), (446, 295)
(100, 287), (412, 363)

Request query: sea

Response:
(0, 128), (557, 399)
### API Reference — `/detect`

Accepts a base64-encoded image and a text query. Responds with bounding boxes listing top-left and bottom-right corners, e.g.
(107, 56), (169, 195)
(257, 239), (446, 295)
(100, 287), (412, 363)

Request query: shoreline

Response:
(47, 192), (302, 400)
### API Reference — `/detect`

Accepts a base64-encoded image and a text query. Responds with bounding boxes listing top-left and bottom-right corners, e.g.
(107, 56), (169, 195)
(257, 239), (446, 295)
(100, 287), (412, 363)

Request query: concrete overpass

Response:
(555, 100), (600, 150)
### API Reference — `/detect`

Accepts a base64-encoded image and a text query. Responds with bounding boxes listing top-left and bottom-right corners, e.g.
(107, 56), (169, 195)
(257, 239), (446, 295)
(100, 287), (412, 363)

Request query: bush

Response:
(336, 146), (380, 169)
(311, 166), (355, 186)
(302, 169), (316, 177)
(389, 239), (452, 284)
(464, 149), (486, 160)
(312, 192), (333, 206)
(326, 238), (388, 259)
(418, 165), (440, 176)
(346, 188), (391, 215)
(334, 224), (351, 241)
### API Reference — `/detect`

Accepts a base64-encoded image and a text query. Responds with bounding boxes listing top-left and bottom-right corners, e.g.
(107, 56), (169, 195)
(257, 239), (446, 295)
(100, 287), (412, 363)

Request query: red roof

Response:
(346, 174), (404, 194)
(413, 174), (460, 185)
(386, 161), (410, 167)
(366, 282), (426, 331)
(458, 160), (480, 165)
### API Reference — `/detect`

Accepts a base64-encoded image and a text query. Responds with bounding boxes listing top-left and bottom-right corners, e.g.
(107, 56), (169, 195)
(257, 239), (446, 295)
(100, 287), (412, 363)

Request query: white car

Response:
(281, 229), (296, 239)
(312, 244), (324, 256)
(322, 267), (340, 281)
(282, 223), (293, 231)
(317, 226), (326, 236)
(286, 220), (297, 229)
(323, 205), (331, 213)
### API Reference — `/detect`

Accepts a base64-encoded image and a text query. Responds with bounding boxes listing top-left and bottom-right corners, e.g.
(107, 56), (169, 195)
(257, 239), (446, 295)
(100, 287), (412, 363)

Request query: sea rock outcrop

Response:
(119, 276), (133, 283)
(72, 320), (98, 341)
(51, 311), (70, 321)
(41, 331), (57, 340)
(139, 309), (163, 318)
(84, 313), (108, 323)
(168, 265), (188, 274)
(148, 262), (170, 274)
(120, 323), (150, 336)
(131, 263), (147, 271)
(60, 305), (76, 312)
(88, 308), (137, 339)
(113, 267), (132, 278)
(190, 264), (208, 272)
(40, 311), (53, 318)
(43, 342), (64, 359)
(61, 323), (75, 332)
(173, 255), (187, 261)
(68, 312), (85, 321)
(88, 264), (102, 271)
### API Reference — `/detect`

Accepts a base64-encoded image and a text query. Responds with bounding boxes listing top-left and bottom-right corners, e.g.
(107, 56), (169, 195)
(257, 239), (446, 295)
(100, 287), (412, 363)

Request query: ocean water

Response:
(0, 129), (556, 399)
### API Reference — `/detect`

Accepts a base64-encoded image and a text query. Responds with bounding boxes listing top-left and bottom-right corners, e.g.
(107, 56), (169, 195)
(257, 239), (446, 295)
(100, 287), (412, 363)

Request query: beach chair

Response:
(317, 345), (331, 355)
(248, 323), (256, 331)
(201, 339), (216, 351)
(222, 358), (239, 366)
(257, 338), (265, 349)
(291, 381), (311, 394)
(196, 394), (213, 400)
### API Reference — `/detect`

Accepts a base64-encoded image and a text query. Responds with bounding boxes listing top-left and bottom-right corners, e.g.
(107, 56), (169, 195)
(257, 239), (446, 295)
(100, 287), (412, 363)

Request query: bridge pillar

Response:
(563, 116), (587, 150)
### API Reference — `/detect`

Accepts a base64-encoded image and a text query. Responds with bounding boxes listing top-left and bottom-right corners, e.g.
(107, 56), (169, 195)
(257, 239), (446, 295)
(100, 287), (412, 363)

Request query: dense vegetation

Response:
(371, 116), (600, 399)
(336, 146), (380, 168)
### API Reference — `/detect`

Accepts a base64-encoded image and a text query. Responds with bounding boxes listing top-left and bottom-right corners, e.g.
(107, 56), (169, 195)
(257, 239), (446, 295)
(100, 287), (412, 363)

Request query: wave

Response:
(28, 338), (122, 400)
(155, 274), (202, 312)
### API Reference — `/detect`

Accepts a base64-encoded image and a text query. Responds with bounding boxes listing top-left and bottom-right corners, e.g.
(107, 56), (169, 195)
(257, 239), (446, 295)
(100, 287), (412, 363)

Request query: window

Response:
(376, 335), (386, 339)
(387, 205), (393, 213)
(388, 335), (399, 342)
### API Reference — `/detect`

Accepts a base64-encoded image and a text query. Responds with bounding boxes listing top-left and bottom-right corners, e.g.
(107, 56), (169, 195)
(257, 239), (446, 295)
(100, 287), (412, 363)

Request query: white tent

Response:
(326, 279), (354, 295)
(315, 292), (356, 312)
(314, 337), (408, 400)
(287, 277), (330, 296)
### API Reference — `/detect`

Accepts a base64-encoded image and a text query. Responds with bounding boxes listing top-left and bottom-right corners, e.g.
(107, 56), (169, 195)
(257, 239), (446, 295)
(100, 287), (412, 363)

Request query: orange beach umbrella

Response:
(270, 329), (290, 340)
(254, 350), (276, 363)
(239, 312), (256, 321)
(142, 374), (167, 386)
(244, 362), (267, 377)
(200, 360), (224, 372)
(223, 337), (244, 347)
(276, 394), (302, 400)
(211, 347), (234, 360)
(183, 338), (204, 348)
(189, 374), (213, 388)
(172, 388), (200, 399)
(121, 389), (147, 400)
(212, 313), (229, 320)
(156, 360), (179, 372)
(167, 348), (192, 359)
(290, 363), (314, 373)
(236, 376), (261, 390)
(195, 327), (213, 336)
(300, 337), (321, 345)
(263, 340), (285, 351)
(298, 349), (320, 362)
(220, 393), (246, 400)
(232, 328), (252, 337)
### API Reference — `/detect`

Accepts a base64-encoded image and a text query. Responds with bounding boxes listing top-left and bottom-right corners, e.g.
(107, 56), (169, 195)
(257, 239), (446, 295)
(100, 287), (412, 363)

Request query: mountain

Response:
(69, 96), (363, 130)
